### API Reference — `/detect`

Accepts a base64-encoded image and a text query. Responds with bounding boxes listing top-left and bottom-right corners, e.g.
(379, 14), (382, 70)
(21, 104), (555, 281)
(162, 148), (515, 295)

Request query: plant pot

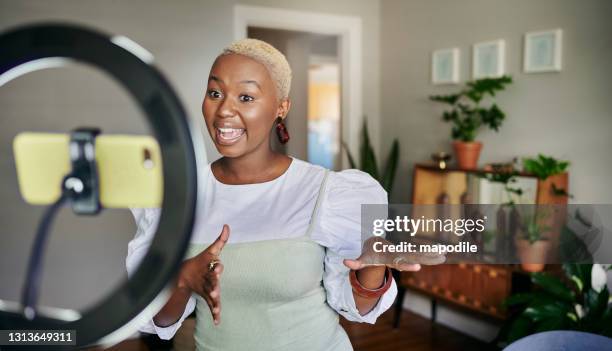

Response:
(452, 141), (482, 170)
(514, 237), (551, 272)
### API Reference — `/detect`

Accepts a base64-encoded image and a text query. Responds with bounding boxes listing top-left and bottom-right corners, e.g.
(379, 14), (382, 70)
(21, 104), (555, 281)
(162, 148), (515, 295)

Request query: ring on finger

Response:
(208, 259), (221, 272)
(393, 257), (406, 270)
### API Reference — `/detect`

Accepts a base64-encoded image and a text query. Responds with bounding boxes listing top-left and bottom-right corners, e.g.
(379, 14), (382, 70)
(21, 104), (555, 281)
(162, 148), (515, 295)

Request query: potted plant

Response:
(342, 118), (399, 195)
(479, 165), (523, 206)
(430, 75), (513, 169)
(497, 263), (611, 348)
(523, 154), (571, 265)
(523, 154), (571, 199)
(514, 207), (553, 272)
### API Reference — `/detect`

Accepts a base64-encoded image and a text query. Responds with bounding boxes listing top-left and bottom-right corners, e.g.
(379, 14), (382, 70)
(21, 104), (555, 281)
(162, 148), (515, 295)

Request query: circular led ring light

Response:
(0, 23), (198, 347)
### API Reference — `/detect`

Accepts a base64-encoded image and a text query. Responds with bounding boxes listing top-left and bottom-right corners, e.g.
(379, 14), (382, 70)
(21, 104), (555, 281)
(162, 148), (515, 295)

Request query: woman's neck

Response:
(213, 149), (292, 185)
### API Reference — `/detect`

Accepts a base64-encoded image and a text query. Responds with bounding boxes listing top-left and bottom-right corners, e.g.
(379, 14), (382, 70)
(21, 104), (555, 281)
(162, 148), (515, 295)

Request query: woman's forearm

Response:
(152, 283), (192, 327)
(352, 266), (386, 315)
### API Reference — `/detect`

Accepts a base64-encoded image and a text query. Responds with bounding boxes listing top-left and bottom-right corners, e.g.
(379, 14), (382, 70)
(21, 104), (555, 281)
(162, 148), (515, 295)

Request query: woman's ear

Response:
(277, 98), (291, 119)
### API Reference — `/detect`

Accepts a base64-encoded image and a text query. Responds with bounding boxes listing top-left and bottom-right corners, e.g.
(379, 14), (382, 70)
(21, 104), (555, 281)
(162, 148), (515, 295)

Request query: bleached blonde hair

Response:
(221, 38), (292, 100)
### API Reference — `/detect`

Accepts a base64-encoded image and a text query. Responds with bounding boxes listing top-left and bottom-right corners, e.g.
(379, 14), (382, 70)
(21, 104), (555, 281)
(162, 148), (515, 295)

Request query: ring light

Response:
(0, 23), (199, 348)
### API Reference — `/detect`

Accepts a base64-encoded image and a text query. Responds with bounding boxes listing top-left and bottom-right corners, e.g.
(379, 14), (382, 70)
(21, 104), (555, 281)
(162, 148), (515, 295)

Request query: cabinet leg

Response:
(431, 298), (437, 323)
(393, 285), (406, 328)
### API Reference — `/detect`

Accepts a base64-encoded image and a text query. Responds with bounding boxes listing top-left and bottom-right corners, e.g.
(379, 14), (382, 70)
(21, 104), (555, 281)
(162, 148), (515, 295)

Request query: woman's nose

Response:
(217, 97), (236, 118)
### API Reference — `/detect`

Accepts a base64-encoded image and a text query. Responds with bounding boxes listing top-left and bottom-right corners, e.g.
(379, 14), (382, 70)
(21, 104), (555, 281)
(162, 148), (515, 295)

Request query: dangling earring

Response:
(275, 116), (290, 144)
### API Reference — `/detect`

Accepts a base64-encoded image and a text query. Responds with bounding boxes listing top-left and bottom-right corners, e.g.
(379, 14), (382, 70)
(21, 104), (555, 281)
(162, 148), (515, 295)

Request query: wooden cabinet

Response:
(394, 164), (569, 324)
(401, 264), (511, 319)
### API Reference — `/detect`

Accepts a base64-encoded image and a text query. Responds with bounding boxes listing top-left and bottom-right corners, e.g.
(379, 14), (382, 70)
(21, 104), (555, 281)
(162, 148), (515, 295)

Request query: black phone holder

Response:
(63, 127), (102, 215)
(21, 127), (103, 320)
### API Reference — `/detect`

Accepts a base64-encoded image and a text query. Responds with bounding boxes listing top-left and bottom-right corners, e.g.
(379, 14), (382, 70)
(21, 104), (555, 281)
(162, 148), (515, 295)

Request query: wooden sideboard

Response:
(393, 164), (569, 326)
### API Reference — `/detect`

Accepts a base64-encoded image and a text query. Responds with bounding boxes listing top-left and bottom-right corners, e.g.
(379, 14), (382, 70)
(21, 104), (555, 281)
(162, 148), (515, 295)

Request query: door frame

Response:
(234, 4), (362, 169)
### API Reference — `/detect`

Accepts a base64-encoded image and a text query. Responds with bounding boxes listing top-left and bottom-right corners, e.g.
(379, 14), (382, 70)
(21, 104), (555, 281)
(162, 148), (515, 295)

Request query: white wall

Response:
(380, 0), (612, 204)
(402, 290), (500, 342)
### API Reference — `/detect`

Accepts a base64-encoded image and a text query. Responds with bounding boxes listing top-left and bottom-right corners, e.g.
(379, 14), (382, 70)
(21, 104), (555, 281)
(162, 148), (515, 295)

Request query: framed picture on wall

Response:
(524, 29), (563, 73)
(472, 39), (505, 78)
(431, 48), (459, 84)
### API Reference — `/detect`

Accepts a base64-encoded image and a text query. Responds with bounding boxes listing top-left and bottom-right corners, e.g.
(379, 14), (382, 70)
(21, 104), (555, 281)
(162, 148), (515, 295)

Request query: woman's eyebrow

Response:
(240, 80), (261, 90)
(209, 75), (261, 90)
(209, 75), (223, 84)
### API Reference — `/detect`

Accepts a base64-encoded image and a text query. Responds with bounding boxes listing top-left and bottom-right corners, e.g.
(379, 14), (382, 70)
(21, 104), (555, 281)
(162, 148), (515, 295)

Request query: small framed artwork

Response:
(432, 48), (460, 84)
(472, 39), (505, 79)
(524, 29), (562, 73)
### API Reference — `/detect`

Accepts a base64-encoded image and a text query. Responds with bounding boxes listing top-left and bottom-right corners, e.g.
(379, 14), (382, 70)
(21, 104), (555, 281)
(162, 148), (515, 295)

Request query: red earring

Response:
(275, 116), (290, 144)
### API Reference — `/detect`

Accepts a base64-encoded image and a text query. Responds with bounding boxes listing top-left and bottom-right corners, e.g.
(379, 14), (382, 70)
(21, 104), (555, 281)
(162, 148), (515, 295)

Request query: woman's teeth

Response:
(217, 127), (245, 142)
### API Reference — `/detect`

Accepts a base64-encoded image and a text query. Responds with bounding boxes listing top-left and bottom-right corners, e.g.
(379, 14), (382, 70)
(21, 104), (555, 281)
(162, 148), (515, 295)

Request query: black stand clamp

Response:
(63, 127), (102, 215)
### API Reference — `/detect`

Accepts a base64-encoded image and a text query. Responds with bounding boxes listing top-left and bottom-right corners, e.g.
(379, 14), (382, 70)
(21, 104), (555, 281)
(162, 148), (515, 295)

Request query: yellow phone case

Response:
(13, 132), (163, 208)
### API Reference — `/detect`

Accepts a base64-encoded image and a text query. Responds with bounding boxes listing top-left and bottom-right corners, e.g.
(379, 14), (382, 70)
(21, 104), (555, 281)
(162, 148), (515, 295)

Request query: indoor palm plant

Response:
(342, 119), (399, 196)
(430, 75), (513, 169)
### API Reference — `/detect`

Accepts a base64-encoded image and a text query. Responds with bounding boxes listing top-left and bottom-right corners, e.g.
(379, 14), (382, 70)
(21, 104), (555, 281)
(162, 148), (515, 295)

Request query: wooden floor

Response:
(341, 309), (496, 351)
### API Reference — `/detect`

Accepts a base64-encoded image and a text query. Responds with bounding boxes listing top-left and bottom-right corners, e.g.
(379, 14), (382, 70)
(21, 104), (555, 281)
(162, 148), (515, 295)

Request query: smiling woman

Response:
(202, 42), (291, 164)
(126, 38), (424, 351)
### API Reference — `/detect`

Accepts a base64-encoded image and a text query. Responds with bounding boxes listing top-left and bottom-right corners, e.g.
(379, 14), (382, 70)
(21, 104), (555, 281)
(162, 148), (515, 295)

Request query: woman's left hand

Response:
(343, 236), (445, 272)
(343, 237), (445, 315)
(342, 235), (444, 314)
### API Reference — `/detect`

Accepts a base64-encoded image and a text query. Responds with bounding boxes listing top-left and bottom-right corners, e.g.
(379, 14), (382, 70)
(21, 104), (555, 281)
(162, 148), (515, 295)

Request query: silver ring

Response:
(208, 259), (221, 272)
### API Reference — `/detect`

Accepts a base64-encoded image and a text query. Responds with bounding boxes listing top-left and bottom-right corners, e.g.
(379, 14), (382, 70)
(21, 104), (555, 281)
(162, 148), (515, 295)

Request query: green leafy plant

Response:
(497, 263), (611, 347)
(523, 154), (570, 180)
(551, 184), (572, 198)
(523, 154), (572, 198)
(478, 169), (523, 206)
(430, 75), (513, 141)
(516, 208), (552, 244)
(342, 119), (399, 195)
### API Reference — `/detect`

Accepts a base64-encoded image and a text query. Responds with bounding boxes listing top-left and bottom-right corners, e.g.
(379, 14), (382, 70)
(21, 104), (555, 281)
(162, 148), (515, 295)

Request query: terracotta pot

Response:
(514, 237), (551, 273)
(452, 141), (482, 170)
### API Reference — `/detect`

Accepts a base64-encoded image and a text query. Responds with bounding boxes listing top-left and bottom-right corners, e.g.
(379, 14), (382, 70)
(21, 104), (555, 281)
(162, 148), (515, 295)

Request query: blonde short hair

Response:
(221, 38), (292, 99)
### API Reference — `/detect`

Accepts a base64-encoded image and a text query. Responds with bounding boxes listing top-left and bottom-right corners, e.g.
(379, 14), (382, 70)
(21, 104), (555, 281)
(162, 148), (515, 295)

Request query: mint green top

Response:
(185, 170), (353, 351)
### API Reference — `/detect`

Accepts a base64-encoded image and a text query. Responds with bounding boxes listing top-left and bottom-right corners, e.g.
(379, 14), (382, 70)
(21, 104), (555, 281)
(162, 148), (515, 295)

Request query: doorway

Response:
(235, 5), (362, 170)
(248, 27), (341, 170)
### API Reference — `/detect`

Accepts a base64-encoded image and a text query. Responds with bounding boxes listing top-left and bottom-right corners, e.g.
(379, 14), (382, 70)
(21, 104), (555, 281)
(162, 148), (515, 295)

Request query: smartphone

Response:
(13, 132), (163, 208)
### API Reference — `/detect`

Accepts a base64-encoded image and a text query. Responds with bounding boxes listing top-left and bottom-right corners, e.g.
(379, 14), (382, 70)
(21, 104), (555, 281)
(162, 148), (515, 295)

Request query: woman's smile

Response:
(215, 126), (246, 145)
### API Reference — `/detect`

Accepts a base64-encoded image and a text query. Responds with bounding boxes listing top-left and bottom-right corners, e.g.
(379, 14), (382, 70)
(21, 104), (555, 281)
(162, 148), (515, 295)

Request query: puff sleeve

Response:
(312, 169), (397, 324)
(126, 208), (196, 340)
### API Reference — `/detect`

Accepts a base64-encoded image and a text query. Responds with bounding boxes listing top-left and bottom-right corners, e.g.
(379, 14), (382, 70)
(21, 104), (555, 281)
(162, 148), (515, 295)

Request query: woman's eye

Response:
(239, 95), (254, 102)
(207, 90), (221, 99)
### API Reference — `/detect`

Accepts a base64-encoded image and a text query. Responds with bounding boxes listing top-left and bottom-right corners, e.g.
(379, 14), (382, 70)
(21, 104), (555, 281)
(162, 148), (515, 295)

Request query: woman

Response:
(127, 39), (426, 350)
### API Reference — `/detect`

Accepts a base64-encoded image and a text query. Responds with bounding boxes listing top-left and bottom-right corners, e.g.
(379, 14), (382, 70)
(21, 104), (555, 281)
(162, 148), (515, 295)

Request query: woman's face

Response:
(202, 53), (289, 158)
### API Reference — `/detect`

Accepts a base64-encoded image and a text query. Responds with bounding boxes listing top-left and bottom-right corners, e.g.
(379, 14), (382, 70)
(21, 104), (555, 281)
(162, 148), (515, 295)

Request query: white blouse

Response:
(125, 157), (397, 340)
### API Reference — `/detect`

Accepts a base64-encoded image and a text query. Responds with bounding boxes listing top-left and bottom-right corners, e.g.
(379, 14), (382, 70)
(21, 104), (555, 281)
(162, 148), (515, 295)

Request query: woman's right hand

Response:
(177, 224), (229, 325)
